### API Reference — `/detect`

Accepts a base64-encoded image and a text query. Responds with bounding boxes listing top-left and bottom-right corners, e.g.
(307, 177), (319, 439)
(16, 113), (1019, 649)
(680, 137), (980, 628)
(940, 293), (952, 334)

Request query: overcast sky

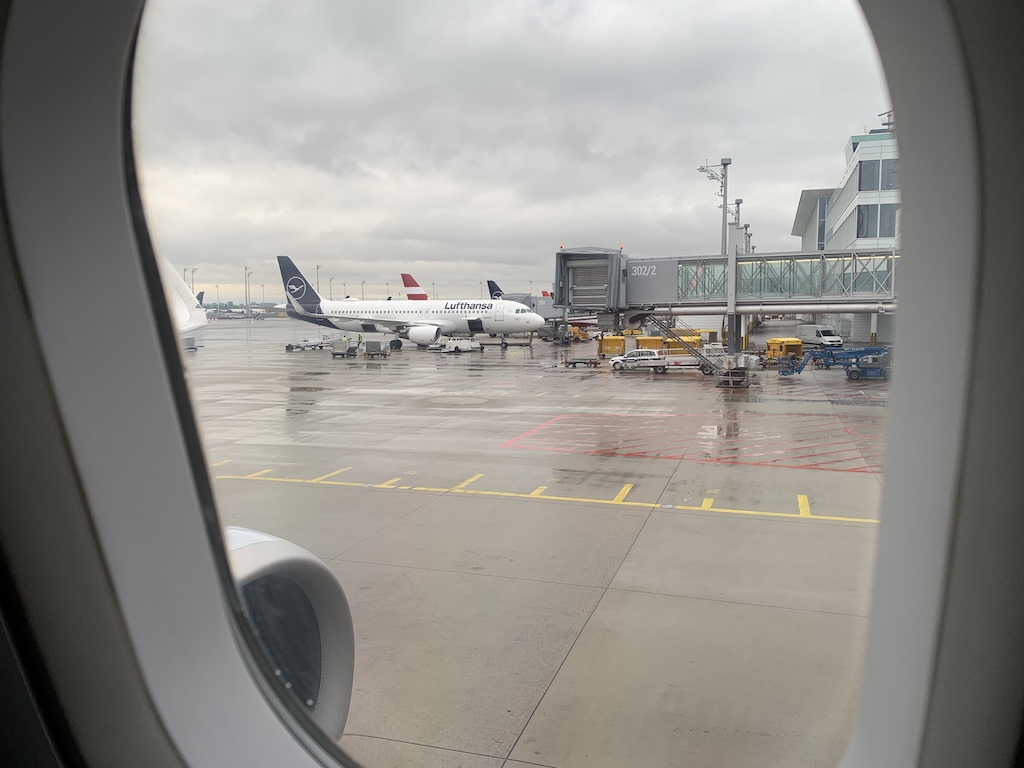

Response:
(132, 0), (889, 304)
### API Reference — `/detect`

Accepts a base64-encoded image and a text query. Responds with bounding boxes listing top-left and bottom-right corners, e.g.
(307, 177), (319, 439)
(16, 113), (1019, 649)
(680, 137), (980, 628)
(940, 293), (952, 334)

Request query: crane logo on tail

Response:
(287, 276), (307, 300)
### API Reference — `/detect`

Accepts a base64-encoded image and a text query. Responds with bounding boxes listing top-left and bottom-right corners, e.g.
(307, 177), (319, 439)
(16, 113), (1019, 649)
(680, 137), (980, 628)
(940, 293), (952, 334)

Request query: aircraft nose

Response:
(529, 313), (544, 329)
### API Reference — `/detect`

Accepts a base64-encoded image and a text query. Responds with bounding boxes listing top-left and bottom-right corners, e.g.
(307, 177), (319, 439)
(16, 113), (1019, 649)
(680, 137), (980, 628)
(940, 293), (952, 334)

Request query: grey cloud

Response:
(132, 0), (889, 301)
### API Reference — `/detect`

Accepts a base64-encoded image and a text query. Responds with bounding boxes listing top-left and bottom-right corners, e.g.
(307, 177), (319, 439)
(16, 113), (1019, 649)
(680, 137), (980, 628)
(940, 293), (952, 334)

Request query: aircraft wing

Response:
(157, 256), (208, 334)
(338, 316), (440, 332)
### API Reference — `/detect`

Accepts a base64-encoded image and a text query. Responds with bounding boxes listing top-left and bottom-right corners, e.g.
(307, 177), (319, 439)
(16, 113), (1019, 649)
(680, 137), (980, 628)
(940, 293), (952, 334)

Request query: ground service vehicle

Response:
(441, 337), (483, 353)
(796, 324), (843, 347)
(331, 340), (360, 358)
(845, 355), (889, 380)
(285, 334), (336, 351)
(610, 347), (723, 374)
(778, 347), (889, 376)
(2, 2), (1023, 768)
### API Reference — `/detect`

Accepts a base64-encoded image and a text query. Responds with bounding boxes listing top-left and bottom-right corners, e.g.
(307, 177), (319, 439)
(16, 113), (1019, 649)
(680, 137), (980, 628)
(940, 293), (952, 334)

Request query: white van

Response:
(796, 324), (843, 347)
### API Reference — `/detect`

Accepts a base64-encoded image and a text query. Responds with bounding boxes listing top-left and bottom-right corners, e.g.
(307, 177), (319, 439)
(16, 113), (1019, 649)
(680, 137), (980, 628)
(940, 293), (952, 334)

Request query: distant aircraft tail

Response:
(487, 280), (503, 299)
(277, 255), (324, 315)
(542, 290), (551, 297)
(195, 290), (204, 306)
(401, 273), (429, 300)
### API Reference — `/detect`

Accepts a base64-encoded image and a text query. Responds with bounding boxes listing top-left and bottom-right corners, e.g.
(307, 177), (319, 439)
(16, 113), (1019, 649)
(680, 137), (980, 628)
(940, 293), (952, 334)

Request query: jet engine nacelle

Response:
(406, 325), (442, 346)
(224, 527), (354, 739)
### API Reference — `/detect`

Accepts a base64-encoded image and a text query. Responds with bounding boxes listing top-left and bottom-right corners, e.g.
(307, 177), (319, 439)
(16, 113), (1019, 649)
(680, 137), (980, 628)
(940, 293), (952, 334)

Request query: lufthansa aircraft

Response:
(279, 256), (545, 346)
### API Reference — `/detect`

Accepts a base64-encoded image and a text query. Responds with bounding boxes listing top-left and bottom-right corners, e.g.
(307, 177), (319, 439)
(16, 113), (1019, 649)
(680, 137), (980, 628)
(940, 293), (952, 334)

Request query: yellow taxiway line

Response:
(213, 469), (878, 525)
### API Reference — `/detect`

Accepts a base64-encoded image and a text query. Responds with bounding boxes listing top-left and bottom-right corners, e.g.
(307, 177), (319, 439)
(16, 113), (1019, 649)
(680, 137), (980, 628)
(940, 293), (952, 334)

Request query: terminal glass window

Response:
(880, 203), (901, 238)
(858, 159), (880, 191)
(881, 158), (899, 189)
(857, 204), (879, 238)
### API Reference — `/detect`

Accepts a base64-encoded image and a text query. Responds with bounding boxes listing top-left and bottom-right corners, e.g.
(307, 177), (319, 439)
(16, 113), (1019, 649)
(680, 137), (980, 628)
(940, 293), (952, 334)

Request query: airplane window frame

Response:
(0, 3), (352, 767)
(1, 0), (1021, 766)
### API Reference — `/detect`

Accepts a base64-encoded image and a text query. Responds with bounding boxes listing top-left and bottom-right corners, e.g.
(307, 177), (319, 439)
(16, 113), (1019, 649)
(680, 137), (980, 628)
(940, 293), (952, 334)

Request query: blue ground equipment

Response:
(778, 346), (889, 379)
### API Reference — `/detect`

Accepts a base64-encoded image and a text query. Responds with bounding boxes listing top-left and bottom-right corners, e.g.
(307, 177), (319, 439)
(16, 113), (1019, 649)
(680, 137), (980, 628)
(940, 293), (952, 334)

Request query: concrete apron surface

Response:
(188, 318), (885, 768)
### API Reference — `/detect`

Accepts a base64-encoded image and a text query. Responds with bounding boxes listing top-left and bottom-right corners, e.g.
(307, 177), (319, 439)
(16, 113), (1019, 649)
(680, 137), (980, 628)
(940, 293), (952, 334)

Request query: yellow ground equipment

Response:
(635, 336), (665, 350)
(765, 337), (803, 359)
(597, 335), (625, 358)
(664, 334), (703, 351)
(569, 325), (590, 341)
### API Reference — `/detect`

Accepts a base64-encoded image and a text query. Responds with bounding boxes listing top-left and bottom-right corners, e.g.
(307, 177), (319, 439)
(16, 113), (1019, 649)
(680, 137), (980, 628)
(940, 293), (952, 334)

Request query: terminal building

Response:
(791, 116), (899, 342)
(550, 117), (900, 347)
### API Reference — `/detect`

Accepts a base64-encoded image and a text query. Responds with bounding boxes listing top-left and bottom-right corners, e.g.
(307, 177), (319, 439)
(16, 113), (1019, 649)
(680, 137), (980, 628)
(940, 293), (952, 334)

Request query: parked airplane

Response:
(278, 256), (545, 347)
(209, 306), (267, 319)
(157, 256), (208, 335)
(489, 278), (597, 329)
(401, 273), (429, 300)
(486, 280), (549, 299)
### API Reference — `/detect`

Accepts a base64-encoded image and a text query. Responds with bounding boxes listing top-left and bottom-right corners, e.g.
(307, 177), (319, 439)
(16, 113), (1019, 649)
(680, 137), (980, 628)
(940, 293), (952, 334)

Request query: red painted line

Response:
(733, 436), (878, 457)
(689, 439), (861, 461)
(739, 444), (869, 463)
(501, 414), (567, 448)
(800, 457), (876, 469)
(502, 412), (887, 473)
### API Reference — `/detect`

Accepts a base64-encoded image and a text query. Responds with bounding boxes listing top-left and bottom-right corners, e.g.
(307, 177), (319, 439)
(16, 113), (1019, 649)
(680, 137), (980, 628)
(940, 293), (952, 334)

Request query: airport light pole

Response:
(343, 282), (346, 298)
(698, 157), (738, 352)
(244, 266), (253, 318)
(479, 281), (482, 299)
(189, 267), (198, 294)
(361, 280), (365, 300)
(386, 281), (389, 299)
(215, 285), (220, 318)
(329, 277), (334, 300)
(261, 283), (265, 308)
(316, 264), (321, 292)
(182, 267), (187, 282)
(431, 281), (435, 298)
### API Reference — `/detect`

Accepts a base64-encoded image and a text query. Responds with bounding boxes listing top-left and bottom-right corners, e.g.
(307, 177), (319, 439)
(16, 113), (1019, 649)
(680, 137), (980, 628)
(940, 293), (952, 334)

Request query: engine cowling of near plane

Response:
(406, 325), (442, 346)
(224, 527), (354, 739)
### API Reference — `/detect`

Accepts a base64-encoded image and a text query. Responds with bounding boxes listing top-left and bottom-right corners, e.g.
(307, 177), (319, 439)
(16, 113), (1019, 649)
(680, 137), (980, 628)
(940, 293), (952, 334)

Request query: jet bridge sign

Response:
(623, 257), (682, 306)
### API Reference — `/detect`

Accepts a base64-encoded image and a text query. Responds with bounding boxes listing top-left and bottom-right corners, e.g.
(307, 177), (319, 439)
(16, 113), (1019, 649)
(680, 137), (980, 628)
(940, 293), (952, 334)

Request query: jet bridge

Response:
(553, 247), (628, 312)
(554, 248), (898, 314)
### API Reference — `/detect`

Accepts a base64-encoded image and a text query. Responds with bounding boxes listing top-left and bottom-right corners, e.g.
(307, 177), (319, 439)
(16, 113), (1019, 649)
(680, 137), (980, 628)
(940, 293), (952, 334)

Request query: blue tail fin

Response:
(278, 256), (323, 314)
(487, 280), (503, 299)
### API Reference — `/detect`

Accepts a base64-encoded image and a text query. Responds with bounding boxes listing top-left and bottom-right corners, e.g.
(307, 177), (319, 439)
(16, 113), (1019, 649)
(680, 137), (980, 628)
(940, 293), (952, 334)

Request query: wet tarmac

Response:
(186, 317), (886, 768)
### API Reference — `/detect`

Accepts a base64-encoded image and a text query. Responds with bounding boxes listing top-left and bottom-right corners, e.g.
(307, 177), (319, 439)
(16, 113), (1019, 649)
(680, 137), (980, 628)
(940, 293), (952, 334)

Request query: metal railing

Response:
(676, 250), (897, 303)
